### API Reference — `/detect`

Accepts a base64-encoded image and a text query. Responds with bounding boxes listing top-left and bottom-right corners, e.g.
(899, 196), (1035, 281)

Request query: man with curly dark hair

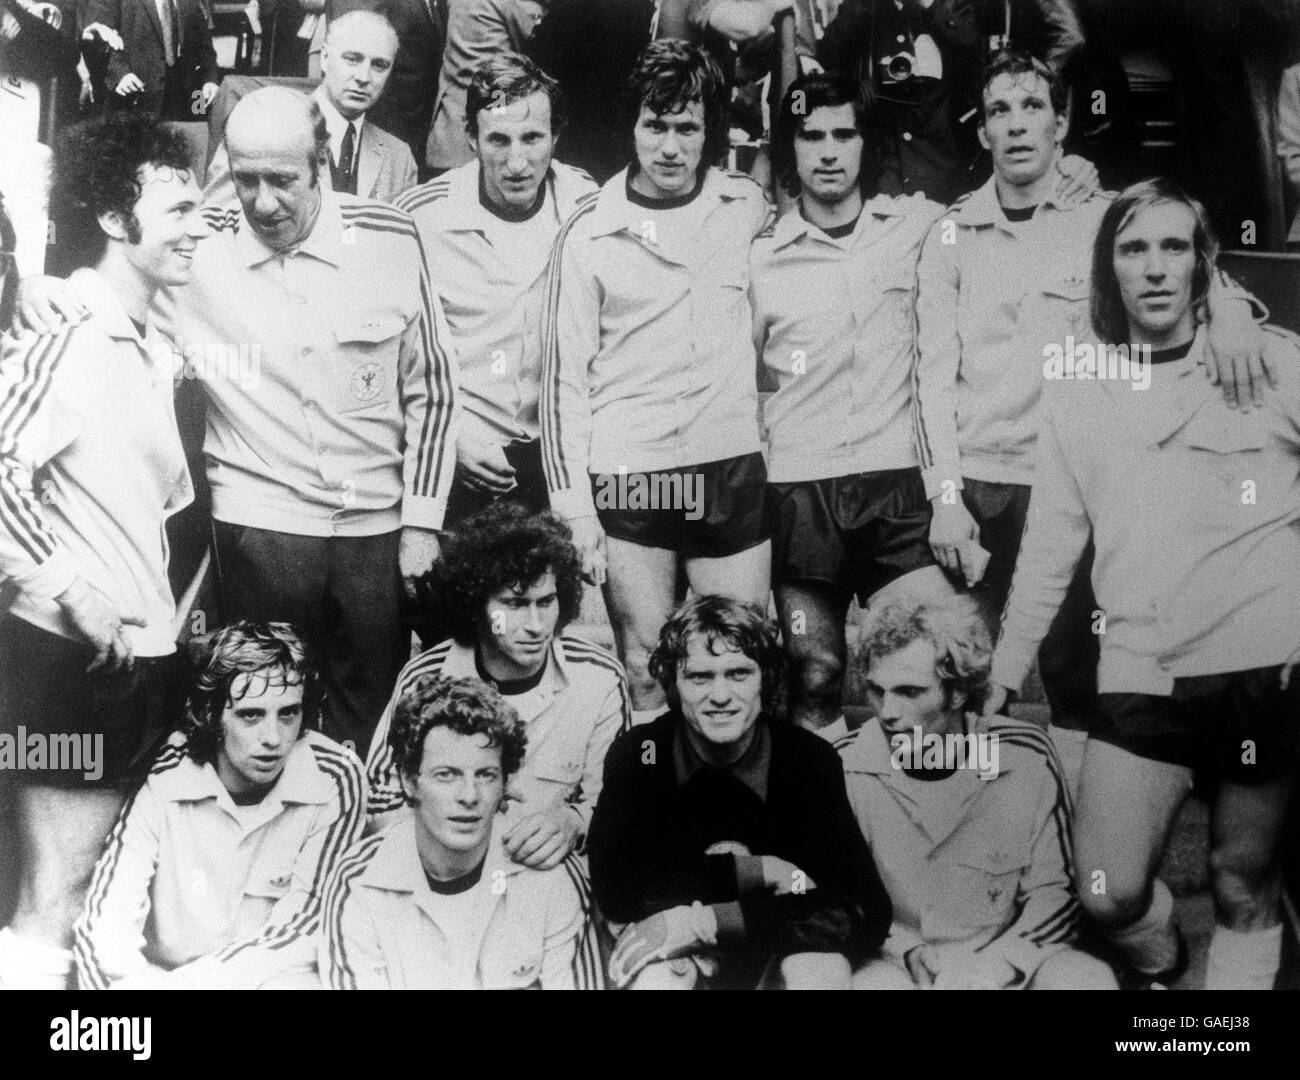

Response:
(322, 674), (598, 988)
(366, 502), (629, 876)
(73, 622), (365, 989)
(0, 112), (206, 990)
(588, 594), (892, 989)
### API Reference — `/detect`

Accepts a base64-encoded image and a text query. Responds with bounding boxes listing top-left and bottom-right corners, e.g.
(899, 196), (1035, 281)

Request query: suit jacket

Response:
(85, 0), (218, 115)
(203, 104), (417, 207)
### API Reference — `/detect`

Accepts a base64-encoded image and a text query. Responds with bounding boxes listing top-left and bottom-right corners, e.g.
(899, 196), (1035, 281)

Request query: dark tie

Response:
(337, 122), (358, 195)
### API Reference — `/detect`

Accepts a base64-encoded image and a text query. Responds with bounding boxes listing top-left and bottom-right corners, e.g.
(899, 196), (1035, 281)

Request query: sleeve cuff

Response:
(549, 485), (596, 521)
(733, 855), (766, 898)
(922, 467), (963, 503)
(400, 495), (447, 530)
(711, 900), (746, 946)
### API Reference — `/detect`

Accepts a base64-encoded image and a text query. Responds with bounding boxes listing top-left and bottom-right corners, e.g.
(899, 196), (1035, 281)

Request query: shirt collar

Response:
(673, 717), (771, 802)
(365, 814), (524, 894)
(769, 193), (911, 251)
(586, 166), (749, 239)
(236, 181), (344, 268)
(952, 174), (1080, 228)
(436, 160), (590, 234)
(436, 635), (567, 720)
(152, 734), (335, 807)
(313, 84), (365, 149)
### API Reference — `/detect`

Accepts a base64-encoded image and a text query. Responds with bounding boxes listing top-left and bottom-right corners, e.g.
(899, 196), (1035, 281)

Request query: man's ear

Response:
(398, 771), (419, 806)
(977, 122), (990, 151)
(97, 209), (129, 242)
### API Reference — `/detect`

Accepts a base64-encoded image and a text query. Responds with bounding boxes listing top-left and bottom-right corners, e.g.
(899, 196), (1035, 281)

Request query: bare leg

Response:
(602, 538), (681, 712)
(11, 784), (124, 947)
(684, 540), (772, 609)
(1074, 740), (1189, 973)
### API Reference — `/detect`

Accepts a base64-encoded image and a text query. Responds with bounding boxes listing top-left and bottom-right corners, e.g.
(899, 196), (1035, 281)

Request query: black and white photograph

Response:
(1, 0), (1298, 1034)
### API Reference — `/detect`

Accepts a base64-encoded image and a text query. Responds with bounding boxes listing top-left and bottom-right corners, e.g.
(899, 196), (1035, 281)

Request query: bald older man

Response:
(203, 10), (418, 208)
(171, 88), (459, 755)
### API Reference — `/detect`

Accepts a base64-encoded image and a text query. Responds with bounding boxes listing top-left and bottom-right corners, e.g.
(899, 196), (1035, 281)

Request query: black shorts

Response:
(591, 453), (769, 559)
(0, 616), (184, 789)
(1093, 666), (1300, 784)
(444, 438), (550, 531)
(767, 468), (935, 603)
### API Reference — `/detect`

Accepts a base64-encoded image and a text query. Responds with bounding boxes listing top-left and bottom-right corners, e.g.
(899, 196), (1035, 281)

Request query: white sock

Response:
(0, 926), (72, 990)
(1047, 724), (1087, 804)
(1107, 878), (1179, 975)
(630, 708), (662, 727)
(1205, 923), (1282, 990)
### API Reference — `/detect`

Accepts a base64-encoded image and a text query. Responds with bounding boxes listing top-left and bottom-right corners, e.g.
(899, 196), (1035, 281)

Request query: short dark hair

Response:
(50, 113), (194, 271)
(648, 594), (784, 714)
(978, 49), (1068, 122)
(181, 622), (323, 765)
(430, 502), (583, 646)
(465, 52), (566, 138)
(389, 675), (527, 781)
(624, 39), (730, 169)
(772, 72), (870, 198)
(1090, 178), (1218, 344)
(856, 596), (992, 713)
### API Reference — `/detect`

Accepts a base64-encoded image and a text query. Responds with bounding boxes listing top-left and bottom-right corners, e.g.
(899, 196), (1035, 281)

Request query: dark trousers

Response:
(211, 522), (408, 754)
(962, 478), (1099, 731)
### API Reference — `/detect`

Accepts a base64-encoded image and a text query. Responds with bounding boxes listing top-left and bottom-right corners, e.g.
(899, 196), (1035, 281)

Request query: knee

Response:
(1030, 949), (1118, 990)
(851, 958), (915, 990)
(1076, 867), (1149, 928)
(789, 648), (844, 701)
(1208, 846), (1280, 925)
(624, 958), (698, 990)
(779, 951), (851, 990)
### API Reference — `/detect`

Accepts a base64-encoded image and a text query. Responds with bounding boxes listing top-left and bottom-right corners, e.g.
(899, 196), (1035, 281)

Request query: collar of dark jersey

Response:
(673, 717), (771, 802)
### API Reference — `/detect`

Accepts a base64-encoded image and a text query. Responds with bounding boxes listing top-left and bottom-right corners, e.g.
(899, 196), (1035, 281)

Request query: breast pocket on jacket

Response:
(1033, 275), (1092, 343)
(332, 313), (406, 412)
(1182, 412), (1295, 510)
(937, 844), (1030, 933)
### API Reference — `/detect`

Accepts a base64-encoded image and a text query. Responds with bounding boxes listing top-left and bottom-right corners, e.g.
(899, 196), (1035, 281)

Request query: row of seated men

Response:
(56, 506), (1100, 990)
(0, 36), (1295, 990)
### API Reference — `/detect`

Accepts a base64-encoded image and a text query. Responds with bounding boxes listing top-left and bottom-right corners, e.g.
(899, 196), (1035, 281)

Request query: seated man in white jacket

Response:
(321, 675), (597, 989)
(986, 178), (1300, 991)
(73, 622), (366, 989)
(835, 596), (1114, 990)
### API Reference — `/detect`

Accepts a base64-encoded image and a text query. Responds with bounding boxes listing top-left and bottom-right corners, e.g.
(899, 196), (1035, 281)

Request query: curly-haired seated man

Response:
(73, 622), (366, 989)
(366, 502), (629, 875)
(321, 676), (596, 988)
(830, 597), (1115, 989)
(587, 595), (892, 989)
